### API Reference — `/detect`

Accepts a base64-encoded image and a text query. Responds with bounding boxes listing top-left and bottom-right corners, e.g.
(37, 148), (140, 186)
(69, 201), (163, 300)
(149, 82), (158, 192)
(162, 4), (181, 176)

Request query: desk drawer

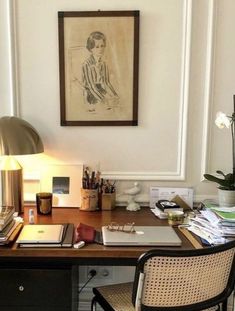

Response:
(0, 308), (71, 311)
(0, 268), (72, 308)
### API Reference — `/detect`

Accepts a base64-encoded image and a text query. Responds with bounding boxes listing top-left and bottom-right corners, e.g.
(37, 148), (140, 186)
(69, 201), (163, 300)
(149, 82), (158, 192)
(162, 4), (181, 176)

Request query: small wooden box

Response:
(101, 193), (116, 210)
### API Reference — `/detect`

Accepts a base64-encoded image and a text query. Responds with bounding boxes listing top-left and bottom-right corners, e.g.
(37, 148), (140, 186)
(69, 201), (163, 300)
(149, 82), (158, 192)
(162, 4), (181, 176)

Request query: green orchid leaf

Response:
(204, 173), (235, 190)
(204, 174), (226, 184)
(216, 170), (225, 177)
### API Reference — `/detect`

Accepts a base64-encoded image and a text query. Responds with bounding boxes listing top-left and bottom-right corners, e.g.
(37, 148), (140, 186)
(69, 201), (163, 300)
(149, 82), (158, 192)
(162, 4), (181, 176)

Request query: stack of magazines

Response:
(0, 206), (22, 245)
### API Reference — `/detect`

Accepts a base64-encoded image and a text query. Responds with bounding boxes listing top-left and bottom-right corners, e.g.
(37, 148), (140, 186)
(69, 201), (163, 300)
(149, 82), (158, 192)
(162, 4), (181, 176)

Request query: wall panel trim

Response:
(6, 0), (20, 116)
(13, 1), (192, 181)
(103, 0), (192, 181)
(200, 0), (217, 181)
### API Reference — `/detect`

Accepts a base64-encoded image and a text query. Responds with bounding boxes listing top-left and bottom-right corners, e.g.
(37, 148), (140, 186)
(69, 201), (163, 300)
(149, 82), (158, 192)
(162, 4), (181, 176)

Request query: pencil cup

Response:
(80, 189), (98, 211)
(101, 193), (116, 210)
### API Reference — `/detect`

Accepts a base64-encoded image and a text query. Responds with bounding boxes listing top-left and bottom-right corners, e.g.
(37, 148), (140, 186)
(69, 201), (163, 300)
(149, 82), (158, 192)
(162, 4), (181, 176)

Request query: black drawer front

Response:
(0, 268), (72, 307)
(0, 308), (70, 311)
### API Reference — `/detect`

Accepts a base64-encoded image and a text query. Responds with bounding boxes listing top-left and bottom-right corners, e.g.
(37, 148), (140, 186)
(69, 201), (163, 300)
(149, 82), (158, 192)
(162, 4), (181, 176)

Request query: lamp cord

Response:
(78, 270), (97, 294)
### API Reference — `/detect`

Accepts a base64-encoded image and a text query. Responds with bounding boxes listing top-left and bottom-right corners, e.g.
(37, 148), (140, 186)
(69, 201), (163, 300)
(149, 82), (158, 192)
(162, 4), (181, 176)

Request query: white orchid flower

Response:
(215, 111), (231, 129)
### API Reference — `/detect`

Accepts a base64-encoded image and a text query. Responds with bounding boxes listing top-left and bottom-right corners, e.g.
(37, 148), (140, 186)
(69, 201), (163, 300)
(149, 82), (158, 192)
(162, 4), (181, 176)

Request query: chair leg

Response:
(221, 299), (227, 311)
(91, 296), (97, 311)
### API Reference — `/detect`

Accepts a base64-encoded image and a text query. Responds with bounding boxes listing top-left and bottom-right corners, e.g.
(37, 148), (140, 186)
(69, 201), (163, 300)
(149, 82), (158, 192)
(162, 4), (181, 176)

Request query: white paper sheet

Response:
(149, 187), (194, 208)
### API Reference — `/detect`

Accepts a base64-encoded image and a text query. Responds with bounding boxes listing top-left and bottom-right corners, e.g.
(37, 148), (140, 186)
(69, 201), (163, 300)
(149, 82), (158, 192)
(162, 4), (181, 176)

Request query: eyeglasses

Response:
(107, 222), (136, 233)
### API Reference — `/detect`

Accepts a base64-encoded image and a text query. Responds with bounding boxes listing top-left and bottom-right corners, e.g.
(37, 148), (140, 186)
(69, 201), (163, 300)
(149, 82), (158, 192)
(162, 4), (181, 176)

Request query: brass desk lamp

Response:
(0, 116), (44, 213)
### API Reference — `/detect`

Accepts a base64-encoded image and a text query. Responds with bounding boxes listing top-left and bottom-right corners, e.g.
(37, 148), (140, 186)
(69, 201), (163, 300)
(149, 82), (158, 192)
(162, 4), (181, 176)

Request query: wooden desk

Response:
(0, 206), (193, 266)
(0, 207), (195, 311)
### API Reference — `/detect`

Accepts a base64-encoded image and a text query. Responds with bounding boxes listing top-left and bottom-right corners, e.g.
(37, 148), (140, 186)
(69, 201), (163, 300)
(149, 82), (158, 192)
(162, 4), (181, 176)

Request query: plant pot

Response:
(218, 188), (235, 207)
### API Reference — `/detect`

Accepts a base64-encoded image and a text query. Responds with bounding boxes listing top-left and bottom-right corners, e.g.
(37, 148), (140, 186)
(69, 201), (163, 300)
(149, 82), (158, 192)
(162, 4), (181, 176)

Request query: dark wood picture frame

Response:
(58, 11), (139, 126)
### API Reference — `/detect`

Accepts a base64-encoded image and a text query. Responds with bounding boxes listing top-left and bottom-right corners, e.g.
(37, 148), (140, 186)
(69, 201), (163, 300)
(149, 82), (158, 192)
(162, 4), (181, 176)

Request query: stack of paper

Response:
(149, 187), (194, 208)
(210, 206), (235, 224)
(151, 205), (168, 219)
(186, 206), (235, 245)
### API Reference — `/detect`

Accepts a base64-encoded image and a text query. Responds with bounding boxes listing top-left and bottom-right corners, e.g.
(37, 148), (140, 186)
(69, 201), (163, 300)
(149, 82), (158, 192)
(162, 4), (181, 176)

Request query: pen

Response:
(91, 171), (96, 189)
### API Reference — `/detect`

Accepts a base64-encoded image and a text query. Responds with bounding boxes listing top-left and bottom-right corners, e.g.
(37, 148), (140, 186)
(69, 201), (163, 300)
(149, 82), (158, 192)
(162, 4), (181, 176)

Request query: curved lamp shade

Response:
(0, 116), (44, 156)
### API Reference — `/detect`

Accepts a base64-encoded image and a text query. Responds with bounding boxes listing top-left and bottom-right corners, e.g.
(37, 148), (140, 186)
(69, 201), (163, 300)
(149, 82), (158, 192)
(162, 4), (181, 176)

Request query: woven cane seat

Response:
(92, 241), (235, 311)
(93, 282), (219, 311)
(95, 282), (134, 311)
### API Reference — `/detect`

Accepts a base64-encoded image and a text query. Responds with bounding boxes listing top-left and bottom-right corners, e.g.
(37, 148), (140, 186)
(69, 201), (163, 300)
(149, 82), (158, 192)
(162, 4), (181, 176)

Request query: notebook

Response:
(16, 224), (64, 244)
(102, 226), (182, 246)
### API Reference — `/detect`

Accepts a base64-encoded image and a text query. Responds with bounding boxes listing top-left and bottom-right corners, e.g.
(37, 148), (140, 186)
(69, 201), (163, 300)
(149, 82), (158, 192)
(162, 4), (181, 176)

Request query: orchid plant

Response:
(204, 97), (235, 190)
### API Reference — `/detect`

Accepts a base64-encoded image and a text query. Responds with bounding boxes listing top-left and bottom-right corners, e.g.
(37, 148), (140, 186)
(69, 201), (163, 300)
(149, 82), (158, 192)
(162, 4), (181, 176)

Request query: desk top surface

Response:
(0, 206), (196, 265)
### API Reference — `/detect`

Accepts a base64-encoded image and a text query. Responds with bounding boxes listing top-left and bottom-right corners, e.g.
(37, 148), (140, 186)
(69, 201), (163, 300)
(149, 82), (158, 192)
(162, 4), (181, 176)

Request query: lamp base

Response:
(0, 157), (23, 214)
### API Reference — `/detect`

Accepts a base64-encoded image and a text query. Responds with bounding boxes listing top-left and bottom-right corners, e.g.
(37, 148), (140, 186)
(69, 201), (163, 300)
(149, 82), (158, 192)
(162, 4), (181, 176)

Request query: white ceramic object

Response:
(124, 182), (141, 211)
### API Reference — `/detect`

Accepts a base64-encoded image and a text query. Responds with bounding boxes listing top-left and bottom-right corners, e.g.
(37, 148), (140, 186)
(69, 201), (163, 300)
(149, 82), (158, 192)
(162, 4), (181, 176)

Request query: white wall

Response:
(1, 2), (235, 310)
(1, 0), (235, 204)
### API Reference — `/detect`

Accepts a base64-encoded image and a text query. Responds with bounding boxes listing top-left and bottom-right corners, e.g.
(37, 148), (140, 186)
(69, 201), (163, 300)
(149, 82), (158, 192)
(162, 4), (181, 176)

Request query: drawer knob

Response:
(19, 285), (24, 291)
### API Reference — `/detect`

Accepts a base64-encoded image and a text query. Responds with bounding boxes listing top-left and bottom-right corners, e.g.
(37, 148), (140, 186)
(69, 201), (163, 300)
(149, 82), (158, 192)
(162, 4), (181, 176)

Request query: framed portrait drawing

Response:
(58, 11), (139, 126)
(40, 164), (83, 207)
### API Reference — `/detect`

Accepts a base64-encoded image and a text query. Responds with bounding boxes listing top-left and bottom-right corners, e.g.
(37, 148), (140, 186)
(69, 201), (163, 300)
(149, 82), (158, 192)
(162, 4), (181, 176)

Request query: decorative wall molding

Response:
(5, 0), (20, 116)
(13, 0), (192, 182)
(103, 0), (192, 181)
(200, 0), (217, 181)
(102, 169), (186, 181)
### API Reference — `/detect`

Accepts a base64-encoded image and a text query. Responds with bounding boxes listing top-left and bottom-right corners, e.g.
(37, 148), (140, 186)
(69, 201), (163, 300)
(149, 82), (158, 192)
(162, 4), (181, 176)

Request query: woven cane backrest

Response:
(140, 247), (235, 308)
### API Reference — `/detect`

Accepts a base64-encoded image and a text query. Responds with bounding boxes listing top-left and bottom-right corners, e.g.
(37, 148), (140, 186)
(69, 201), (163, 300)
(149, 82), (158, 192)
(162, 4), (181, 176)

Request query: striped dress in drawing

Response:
(82, 54), (118, 105)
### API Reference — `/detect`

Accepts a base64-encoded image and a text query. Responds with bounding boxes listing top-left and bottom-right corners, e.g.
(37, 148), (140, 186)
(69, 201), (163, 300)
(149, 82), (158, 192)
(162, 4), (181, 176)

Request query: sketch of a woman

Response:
(82, 31), (119, 111)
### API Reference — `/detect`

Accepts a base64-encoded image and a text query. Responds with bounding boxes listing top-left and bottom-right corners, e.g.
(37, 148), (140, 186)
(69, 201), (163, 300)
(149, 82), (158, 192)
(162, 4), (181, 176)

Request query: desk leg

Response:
(72, 265), (79, 311)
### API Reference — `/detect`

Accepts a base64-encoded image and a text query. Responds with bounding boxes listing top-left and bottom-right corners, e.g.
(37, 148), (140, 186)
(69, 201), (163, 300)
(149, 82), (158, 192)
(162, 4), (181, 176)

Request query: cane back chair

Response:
(91, 240), (235, 311)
